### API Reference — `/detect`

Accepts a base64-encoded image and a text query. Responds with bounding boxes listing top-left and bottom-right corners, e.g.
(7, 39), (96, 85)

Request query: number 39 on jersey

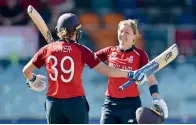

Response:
(47, 55), (74, 83)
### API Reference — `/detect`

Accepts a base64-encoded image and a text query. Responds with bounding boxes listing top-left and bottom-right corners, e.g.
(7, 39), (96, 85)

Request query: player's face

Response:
(118, 24), (135, 48)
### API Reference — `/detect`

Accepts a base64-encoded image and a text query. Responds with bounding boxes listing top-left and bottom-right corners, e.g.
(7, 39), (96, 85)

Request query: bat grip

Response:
(119, 79), (135, 91)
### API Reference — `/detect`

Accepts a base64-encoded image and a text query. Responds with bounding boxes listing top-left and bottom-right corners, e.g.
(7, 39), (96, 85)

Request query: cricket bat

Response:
(119, 44), (179, 91)
(27, 5), (54, 43)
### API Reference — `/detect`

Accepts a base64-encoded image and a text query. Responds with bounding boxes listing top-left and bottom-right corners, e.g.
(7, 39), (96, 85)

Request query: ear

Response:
(133, 34), (140, 45)
(73, 31), (77, 35)
(133, 33), (137, 39)
(71, 31), (77, 38)
(132, 39), (136, 45)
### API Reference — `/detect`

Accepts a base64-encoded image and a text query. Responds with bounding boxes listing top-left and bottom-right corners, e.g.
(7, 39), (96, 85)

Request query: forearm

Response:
(23, 69), (34, 80)
(105, 66), (128, 78)
(22, 60), (37, 80)
(93, 62), (128, 78)
(148, 75), (160, 98)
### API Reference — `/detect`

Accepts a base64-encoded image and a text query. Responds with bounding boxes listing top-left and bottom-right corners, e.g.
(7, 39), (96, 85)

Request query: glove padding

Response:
(152, 98), (168, 119)
(128, 70), (147, 85)
(26, 74), (46, 92)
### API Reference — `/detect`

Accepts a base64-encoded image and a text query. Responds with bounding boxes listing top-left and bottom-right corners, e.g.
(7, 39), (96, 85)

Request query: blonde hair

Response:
(118, 19), (141, 44)
(57, 29), (69, 39)
(57, 28), (75, 41)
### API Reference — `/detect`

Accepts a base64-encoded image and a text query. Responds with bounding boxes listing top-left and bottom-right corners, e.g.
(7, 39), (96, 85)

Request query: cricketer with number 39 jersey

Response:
(96, 46), (149, 98)
(32, 41), (100, 99)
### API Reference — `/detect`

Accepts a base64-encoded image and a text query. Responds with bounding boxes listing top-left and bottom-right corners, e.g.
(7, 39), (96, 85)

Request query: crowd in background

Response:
(0, 0), (196, 55)
(0, 0), (196, 123)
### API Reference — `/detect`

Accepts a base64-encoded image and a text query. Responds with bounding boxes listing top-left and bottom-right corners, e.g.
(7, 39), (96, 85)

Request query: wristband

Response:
(29, 74), (36, 82)
(149, 84), (159, 96)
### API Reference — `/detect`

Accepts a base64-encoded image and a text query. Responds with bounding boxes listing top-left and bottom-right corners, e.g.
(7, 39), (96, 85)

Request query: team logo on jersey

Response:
(111, 47), (116, 51)
(128, 56), (134, 63)
(94, 54), (98, 60)
(110, 52), (117, 60)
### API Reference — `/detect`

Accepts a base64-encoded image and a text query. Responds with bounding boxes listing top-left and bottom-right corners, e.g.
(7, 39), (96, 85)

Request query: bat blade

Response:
(141, 43), (179, 77)
(27, 5), (53, 43)
(119, 44), (179, 91)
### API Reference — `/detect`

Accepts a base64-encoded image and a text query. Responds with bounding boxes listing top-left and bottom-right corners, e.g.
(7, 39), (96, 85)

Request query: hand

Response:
(128, 70), (147, 85)
(152, 98), (168, 119)
(26, 74), (46, 92)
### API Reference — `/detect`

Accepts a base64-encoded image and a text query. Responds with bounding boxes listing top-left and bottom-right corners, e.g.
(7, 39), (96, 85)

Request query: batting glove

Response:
(26, 74), (46, 92)
(152, 98), (168, 119)
(128, 70), (147, 85)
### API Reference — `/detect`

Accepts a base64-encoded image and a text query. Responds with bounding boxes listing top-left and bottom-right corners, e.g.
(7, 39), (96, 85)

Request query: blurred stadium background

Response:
(0, 0), (196, 124)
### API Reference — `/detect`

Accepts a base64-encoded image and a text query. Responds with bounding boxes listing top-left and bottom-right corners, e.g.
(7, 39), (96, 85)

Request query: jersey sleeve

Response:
(32, 47), (46, 69)
(95, 46), (112, 61)
(80, 45), (101, 69)
(140, 51), (149, 68)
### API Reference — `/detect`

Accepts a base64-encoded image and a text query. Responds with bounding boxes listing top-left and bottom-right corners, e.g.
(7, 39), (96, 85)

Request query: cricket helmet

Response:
(56, 13), (82, 42)
(136, 107), (164, 124)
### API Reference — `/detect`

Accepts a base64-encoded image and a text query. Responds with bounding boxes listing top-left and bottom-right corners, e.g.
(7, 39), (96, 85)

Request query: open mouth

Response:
(120, 38), (126, 42)
(120, 37), (126, 40)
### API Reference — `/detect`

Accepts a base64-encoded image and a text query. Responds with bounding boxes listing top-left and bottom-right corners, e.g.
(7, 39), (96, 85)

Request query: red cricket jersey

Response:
(95, 46), (149, 98)
(32, 41), (100, 99)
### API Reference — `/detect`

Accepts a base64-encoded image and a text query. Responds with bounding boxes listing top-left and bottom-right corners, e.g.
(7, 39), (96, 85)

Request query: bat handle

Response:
(119, 79), (135, 91)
